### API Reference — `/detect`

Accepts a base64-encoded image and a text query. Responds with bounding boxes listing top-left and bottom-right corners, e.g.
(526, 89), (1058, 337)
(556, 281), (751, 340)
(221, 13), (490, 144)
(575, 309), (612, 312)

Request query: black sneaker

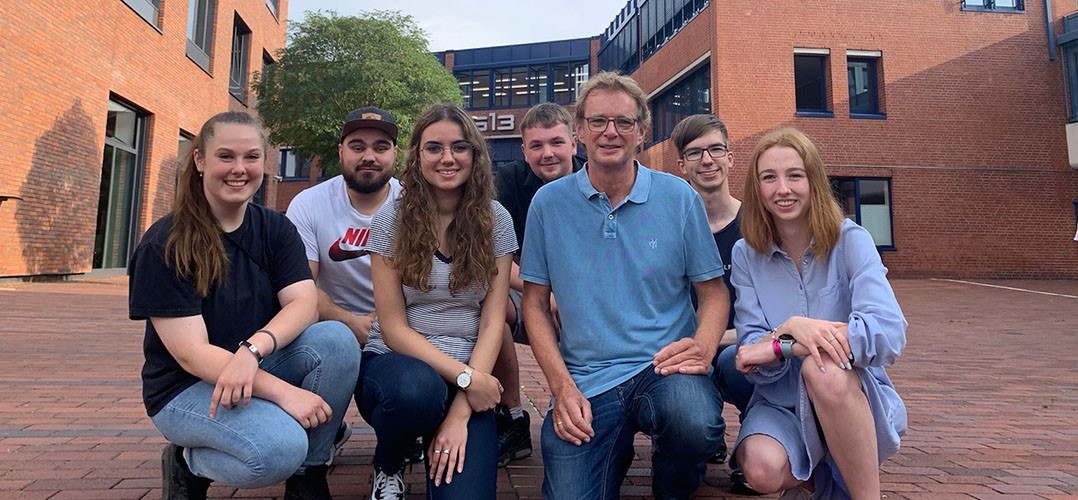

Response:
(730, 469), (763, 496)
(495, 405), (532, 468)
(707, 440), (728, 464)
(327, 422), (352, 465)
(402, 437), (424, 465)
(161, 443), (211, 500)
(284, 464), (332, 500)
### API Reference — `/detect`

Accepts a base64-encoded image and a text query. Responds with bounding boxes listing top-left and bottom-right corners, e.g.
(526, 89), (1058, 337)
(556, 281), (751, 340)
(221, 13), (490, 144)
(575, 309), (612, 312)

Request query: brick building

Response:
(425, 0), (1078, 278)
(0, 0), (288, 278)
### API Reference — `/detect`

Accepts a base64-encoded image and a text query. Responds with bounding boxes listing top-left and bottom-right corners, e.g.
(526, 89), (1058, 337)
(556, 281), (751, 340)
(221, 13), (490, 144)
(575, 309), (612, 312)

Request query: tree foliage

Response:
(254, 10), (461, 174)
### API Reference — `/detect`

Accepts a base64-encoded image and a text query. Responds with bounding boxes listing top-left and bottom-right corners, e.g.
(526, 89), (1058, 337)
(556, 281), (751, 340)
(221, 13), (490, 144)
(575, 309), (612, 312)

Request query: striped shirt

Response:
(363, 199), (517, 363)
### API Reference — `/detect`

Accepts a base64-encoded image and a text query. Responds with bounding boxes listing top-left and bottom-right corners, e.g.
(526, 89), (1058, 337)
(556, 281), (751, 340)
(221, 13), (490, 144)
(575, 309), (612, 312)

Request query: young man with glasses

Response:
(490, 102), (584, 468)
(671, 114), (760, 496)
(519, 72), (729, 499)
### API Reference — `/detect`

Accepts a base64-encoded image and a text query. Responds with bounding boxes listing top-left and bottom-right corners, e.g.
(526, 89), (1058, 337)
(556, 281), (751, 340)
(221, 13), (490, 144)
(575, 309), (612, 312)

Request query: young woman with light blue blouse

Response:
(730, 128), (907, 499)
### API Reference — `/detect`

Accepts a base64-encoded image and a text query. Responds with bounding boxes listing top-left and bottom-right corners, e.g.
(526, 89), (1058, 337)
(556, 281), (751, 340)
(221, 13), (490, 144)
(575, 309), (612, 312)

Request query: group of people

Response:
(130, 71), (907, 500)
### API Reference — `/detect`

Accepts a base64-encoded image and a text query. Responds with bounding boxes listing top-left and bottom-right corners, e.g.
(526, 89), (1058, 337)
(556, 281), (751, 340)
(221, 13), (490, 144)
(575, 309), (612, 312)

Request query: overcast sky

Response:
(284, 0), (629, 51)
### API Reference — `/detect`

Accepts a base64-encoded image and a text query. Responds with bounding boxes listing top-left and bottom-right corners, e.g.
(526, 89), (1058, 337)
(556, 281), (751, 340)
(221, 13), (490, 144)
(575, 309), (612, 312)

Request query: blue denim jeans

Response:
(540, 367), (724, 500)
(150, 321), (360, 488)
(356, 351), (497, 500)
(713, 344), (754, 416)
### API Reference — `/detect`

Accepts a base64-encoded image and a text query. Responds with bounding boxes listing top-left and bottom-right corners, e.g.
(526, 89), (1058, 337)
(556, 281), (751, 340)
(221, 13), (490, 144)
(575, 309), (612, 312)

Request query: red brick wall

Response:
(633, 0), (1078, 278)
(0, 0), (288, 277)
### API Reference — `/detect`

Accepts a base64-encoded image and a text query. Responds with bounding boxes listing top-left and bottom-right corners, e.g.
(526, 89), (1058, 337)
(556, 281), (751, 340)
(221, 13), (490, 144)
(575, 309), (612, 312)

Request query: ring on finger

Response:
(433, 449), (442, 454)
(440, 449), (450, 454)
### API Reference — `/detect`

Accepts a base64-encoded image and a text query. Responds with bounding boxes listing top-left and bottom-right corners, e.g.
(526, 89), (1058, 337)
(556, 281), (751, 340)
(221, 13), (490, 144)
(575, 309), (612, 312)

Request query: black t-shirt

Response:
(129, 204), (312, 416)
(494, 156), (584, 253)
(691, 210), (741, 330)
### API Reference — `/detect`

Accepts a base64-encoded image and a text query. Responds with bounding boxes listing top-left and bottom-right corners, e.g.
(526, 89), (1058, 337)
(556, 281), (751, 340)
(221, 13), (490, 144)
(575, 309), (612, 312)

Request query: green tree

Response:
(254, 10), (461, 174)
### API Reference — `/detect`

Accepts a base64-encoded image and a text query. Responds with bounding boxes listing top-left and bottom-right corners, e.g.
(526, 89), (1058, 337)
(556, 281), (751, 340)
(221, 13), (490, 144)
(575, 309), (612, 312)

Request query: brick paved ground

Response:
(0, 277), (1076, 499)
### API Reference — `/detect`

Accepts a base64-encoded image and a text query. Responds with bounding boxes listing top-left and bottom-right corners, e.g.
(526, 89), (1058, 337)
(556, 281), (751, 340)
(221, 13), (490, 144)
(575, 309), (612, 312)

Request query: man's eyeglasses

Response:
(585, 116), (638, 133)
(421, 142), (474, 160)
(682, 145), (729, 162)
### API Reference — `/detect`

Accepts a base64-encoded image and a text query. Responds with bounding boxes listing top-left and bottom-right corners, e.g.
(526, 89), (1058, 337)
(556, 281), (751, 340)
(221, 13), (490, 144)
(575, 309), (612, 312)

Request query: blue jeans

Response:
(150, 321), (360, 488)
(713, 344), (754, 416)
(356, 351), (497, 500)
(540, 367), (724, 500)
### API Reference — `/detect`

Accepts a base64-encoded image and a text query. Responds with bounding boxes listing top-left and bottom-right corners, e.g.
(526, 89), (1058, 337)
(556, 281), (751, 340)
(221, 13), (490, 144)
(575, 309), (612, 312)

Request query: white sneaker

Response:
(779, 485), (813, 500)
(371, 467), (405, 500)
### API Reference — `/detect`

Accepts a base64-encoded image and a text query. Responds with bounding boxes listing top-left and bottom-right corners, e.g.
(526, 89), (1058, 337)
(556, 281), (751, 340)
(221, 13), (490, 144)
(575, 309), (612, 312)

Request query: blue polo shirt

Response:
(520, 163), (724, 399)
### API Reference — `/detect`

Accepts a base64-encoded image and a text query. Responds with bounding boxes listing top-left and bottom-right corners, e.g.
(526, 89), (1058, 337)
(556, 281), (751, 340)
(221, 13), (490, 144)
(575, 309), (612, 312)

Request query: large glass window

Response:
(95, 99), (147, 269)
(650, 64), (710, 144)
(1064, 41), (1078, 122)
(847, 57), (882, 117)
(832, 178), (894, 248)
(456, 62), (588, 109)
(186, 0), (215, 72)
(279, 148), (312, 180)
(122, 0), (161, 28)
(229, 15), (252, 102)
(795, 54), (831, 116)
(961, 0), (1024, 11)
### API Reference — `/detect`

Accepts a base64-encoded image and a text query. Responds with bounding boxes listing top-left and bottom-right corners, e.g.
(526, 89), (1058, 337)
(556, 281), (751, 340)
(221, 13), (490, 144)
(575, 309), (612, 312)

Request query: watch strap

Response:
(239, 340), (263, 364)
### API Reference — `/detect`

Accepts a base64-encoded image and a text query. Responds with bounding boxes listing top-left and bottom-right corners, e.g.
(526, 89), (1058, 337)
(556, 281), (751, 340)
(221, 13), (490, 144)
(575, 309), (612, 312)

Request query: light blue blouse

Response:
(731, 218), (907, 491)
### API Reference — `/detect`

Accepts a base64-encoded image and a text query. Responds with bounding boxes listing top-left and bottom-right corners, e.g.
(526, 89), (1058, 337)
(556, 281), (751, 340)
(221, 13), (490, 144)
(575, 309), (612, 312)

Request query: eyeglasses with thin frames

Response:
(421, 142), (474, 160)
(584, 116), (638, 134)
(682, 145), (729, 162)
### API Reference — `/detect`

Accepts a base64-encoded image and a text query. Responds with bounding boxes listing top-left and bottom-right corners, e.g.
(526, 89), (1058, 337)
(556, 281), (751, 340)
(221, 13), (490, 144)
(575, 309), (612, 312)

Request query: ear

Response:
(193, 149), (204, 172)
(676, 158), (686, 175)
(569, 134), (578, 150)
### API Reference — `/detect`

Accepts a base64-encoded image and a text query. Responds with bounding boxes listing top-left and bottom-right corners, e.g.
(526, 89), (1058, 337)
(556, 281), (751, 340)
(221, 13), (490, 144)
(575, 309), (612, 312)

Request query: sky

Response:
(283, 0), (630, 51)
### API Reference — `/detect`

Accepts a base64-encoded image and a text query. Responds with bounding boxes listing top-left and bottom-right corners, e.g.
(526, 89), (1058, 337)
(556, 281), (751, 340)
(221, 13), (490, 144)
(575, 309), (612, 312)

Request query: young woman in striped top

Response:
(356, 103), (515, 500)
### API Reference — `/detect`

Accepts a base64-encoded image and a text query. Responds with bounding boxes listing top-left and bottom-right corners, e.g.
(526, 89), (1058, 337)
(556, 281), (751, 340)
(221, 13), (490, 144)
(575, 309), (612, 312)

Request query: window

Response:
(279, 149), (312, 180)
(832, 178), (894, 249)
(794, 50), (831, 116)
(456, 62), (588, 109)
(229, 15), (252, 102)
(95, 99), (147, 269)
(961, 0), (1024, 12)
(176, 132), (194, 192)
(265, 0), (278, 17)
(847, 52), (884, 118)
(598, 0), (708, 72)
(122, 0), (161, 28)
(650, 64), (710, 144)
(186, 0), (216, 72)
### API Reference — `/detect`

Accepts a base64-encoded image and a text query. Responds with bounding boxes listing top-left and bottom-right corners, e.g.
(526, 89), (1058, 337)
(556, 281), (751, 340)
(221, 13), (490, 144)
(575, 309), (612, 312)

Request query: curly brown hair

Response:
(391, 103), (497, 293)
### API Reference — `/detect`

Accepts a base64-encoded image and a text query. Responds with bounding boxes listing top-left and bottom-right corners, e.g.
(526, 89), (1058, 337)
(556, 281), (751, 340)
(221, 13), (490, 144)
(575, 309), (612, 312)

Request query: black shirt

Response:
(129, 205), (311, 416)
(691, 210), (741, 330)
(494, 156), (585, 253)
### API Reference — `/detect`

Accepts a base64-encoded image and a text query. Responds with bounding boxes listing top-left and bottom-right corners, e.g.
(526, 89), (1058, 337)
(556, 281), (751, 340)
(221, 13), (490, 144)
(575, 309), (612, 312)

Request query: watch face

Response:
(456, 372), (472, 389)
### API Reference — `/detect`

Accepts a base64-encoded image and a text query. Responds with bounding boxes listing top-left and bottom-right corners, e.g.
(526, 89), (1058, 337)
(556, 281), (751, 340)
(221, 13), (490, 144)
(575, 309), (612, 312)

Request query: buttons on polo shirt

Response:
(608, 214), (614, 219)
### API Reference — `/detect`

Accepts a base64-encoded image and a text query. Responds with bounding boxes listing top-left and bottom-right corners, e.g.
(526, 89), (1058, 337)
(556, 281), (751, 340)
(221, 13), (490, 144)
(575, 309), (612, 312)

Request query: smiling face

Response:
(576, 89), (643, 170)
(339, 128), (396, 194)
(756, 145), (811, 230)
(194, 122), (265, 218)
(419, 119), (473, 196)
(522, 123), (577, 183)
(677, 129), (732, 193)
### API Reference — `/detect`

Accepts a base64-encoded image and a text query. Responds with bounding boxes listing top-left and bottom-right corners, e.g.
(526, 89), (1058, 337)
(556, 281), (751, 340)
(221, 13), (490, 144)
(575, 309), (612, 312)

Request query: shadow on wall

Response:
(152, 154), (179, 222)
(17, 99), (100, 275)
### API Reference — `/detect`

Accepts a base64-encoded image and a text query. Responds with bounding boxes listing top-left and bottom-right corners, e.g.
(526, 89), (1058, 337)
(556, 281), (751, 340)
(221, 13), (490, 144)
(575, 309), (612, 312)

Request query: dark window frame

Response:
(795, 53), (833, 117)
(122, 0), (162, 30)
(186, 0), (216, 73)
(961, 0), (1024, 12)
(847, 56), (885, 119)
(649, 64), (711, 146)
(455, 60), (589, 110)
(229, 15), (252, 103)
(831, 177), (895, 251)
(278, 148), (313, 181)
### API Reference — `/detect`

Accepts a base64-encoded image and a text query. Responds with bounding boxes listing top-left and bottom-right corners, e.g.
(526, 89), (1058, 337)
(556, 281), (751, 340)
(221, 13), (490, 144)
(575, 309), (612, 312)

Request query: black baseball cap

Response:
(340, 106), (398, 143)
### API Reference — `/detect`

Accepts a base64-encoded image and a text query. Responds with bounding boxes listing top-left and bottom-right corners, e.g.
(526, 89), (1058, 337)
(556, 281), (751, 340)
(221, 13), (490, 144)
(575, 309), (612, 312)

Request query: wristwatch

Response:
(778, 334), (796, 360)
(239, 340), (264, 364)
(455, 365), (474, 390)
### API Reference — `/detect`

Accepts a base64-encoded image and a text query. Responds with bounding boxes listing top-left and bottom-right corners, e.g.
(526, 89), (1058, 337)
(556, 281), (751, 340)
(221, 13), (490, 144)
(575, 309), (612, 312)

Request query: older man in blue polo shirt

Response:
(519, 72), (730, 499)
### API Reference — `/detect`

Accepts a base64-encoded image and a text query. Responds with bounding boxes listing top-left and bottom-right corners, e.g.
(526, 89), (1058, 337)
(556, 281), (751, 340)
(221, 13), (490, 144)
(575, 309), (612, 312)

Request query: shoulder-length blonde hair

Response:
(165, 111), (268, 297)
(392, 103), (497, 293)
(741, 127), (844, 258)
